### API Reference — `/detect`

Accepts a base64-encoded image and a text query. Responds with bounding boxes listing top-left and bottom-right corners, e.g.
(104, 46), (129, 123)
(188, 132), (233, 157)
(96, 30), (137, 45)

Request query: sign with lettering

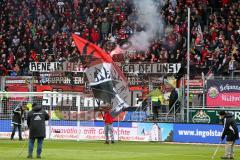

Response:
(36, 85), (142, 108)
(39, 76), (84, 85)
(184, 79), (203, 87)
(206, 80), (240, 107)
(29, 62), (84, 72)
(189, 108), (240, 124)
(122, 63), (181, 74)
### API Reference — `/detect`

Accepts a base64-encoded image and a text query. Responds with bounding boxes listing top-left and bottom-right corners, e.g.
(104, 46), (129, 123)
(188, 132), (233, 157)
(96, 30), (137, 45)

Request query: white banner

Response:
(29, 62), (84, 72)
(122, 63), (181, 74)
(50, 126), (149, 141)
(0, 123), (173, 142)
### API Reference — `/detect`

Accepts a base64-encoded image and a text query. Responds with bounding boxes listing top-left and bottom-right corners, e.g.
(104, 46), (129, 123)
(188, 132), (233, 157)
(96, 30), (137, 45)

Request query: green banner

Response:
(189, 109), (240, 124)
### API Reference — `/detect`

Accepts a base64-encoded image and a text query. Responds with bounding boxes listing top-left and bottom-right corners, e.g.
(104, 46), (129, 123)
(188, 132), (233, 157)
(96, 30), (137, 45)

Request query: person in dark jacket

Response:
(27, 103), (49, 159)
(169, 88), (179, 113)
(10, 104), (27, 140)
(219, 111), (239, 159)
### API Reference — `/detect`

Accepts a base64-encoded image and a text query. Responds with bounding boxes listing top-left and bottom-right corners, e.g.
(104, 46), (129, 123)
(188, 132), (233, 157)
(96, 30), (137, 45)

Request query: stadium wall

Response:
(1, 120), (239, 144)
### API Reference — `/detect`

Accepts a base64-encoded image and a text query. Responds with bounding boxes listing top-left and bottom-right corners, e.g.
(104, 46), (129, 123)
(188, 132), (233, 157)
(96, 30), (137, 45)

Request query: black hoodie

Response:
(221, 113), (239, 141)
(27, 105), (49, 139)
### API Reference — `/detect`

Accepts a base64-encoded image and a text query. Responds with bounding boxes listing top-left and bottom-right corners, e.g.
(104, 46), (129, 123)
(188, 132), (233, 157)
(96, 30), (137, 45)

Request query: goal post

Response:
(0, 92), (98, 141)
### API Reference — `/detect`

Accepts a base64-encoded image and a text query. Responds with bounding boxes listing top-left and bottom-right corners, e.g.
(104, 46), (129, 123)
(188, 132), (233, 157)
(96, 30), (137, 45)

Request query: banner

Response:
(36, 85), (84, 92)
(206, 80), (240, 107)
(184, 79), (204, 94)
(36, 85), (144, 108)
(0, 121), (173, 142)
(173, 123), (240, 144)
(189, 109), (215, 124)
(48, 122), (173, 141)
(2, 120), (240, 144)
(184, 79), (203, 87)
(125, 74), (143, 86)
(122, 63), (181, 74)
(39, 76), (84, 85)
(4, 77), (30, 100)
(189, 109), (240, 124)
(29, 62), (84, 72)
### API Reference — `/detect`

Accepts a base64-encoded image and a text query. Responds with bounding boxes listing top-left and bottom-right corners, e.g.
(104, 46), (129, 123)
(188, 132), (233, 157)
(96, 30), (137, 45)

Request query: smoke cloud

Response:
(170, 0), (177, 8)
(130, 0), (166, 51)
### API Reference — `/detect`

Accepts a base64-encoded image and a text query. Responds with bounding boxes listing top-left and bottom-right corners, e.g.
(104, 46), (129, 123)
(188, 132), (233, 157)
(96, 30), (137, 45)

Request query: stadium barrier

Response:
(1, 116), (240, 144)
(0, 91), (238, 144)
(0, 92), (145, 141)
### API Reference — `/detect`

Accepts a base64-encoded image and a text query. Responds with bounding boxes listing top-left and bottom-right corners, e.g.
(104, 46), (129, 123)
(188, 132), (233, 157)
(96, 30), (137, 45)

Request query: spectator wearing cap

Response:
(219, 111), (239, 159)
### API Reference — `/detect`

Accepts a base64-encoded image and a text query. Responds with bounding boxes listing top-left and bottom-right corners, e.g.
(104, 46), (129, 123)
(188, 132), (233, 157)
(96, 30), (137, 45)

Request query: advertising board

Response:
(207, 80), (240, 107)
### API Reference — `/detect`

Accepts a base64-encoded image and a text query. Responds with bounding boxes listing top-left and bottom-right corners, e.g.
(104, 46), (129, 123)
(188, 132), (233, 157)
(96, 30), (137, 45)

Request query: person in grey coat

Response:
(27, 103), (49, 159)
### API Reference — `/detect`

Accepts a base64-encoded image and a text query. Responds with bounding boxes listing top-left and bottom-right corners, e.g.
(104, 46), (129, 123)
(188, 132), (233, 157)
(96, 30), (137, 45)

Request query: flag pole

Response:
(77, 99), (81, 141)
(186, 7), (191, 123)
(117, 114), (120, 141)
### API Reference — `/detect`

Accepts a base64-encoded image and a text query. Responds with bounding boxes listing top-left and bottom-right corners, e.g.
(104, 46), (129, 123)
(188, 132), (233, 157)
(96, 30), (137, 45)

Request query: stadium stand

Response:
(0, 0), (239, 78)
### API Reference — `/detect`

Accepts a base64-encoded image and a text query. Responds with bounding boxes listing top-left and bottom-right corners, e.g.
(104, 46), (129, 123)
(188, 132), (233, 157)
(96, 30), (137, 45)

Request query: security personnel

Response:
(26, 103), (32, 111)
(151, 95), (164, 120)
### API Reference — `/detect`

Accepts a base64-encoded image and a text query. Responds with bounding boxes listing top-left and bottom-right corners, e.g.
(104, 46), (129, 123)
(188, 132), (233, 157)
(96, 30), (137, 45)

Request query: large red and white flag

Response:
(72, 34), (130, 117)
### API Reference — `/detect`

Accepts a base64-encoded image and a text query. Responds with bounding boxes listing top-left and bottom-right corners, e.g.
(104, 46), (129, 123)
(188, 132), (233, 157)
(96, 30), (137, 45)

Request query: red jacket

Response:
(104, 111), (113, 124)
(91, 28), (100, 43)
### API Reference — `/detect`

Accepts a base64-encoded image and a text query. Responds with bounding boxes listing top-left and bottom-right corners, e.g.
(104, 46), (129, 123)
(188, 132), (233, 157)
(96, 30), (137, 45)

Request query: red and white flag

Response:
(72, 34), (130, 117)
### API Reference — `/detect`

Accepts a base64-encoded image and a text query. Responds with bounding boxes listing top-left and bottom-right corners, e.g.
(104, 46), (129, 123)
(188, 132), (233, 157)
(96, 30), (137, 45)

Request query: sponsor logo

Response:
(192, 110), (211, 123)
(34, 115), (42, 121)
(208, 86), (219, 98)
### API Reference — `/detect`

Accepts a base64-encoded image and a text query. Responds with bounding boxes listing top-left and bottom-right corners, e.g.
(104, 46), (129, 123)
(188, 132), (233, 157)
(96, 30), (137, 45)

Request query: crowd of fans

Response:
(0, 0), (239, 77)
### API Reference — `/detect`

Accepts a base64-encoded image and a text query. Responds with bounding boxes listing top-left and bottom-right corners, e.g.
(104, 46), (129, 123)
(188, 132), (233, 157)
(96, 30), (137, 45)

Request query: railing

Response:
(165, 99), (182, 122)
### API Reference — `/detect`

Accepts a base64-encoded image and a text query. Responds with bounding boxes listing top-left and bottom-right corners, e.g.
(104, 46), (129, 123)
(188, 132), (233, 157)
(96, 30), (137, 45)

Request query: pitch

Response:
(0, 139), (237, 160)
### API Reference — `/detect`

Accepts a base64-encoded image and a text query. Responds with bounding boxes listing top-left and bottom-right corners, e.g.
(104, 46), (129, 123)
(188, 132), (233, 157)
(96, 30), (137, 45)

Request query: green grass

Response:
(0, 139), (238, 160)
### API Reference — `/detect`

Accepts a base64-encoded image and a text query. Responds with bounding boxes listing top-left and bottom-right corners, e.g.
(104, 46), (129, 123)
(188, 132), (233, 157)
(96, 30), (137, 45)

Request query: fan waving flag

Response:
(72, 34), (130, 117)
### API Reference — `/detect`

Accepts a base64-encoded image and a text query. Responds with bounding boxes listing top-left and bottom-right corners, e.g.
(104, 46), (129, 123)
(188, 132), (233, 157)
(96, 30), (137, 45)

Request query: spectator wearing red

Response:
(30, 50), (38, 62)
(118, 26), (128, 42)
(0, 0), (239, 78)
(222, 0), (230, 6)
(82, 26), (90, 40)
(201, 45), (209, 63)
(118, 12), (126, 22)
(90, 25), (100, 44)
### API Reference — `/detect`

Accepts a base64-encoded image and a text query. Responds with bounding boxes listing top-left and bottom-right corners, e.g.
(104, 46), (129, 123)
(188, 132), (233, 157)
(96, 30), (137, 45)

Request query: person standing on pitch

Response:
(10, 104), (27, 140)
(219, 111), (239, 159)
(101, 104), (114, 144)
(27, 103), (49, 159)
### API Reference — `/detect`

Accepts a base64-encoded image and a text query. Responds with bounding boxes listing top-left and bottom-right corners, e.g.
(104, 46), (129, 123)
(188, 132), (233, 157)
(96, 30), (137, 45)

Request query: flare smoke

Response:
(130, 0), (166, 51)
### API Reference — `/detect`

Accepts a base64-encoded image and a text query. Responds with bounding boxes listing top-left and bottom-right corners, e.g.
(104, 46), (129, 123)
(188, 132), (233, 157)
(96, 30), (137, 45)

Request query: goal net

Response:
(0, 92), (99, 141)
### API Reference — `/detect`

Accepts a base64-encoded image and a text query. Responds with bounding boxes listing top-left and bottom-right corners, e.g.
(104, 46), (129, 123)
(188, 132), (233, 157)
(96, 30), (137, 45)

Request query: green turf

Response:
(0, 139), (238, 160)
